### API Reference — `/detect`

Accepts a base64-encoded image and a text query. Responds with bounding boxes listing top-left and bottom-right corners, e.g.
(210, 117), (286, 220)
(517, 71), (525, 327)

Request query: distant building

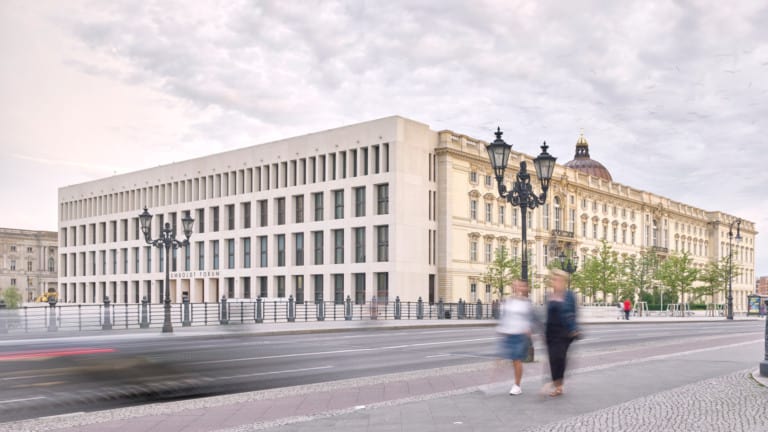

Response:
(57, 116), (757, 312)
(0, 228), (58, 302)
(758, 277), (768, 296)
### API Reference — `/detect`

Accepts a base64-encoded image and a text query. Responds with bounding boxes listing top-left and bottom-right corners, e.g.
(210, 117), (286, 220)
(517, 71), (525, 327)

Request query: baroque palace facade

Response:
(57, 116), (756, 311)
(0, 228), (58, 302)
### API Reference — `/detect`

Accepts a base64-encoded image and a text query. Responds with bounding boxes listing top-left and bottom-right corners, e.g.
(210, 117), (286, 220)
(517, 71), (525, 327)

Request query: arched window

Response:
(554, 197), (562, 231)
(48, 257), (55, 272)
(652, 219), (658, 247)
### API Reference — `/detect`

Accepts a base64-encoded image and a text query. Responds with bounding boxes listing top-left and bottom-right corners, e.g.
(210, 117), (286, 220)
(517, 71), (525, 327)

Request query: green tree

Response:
(2, 286), (22, 309)
(656, 252), (699, 307)
(577, 240), (621, 303)
(481, 246), (520, 300)
(621, 249), (660, 301)
(695, 256), (736, 304)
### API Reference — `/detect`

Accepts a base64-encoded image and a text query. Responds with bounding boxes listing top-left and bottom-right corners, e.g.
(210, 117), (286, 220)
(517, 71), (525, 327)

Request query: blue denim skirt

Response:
(500, 334), (530, 361)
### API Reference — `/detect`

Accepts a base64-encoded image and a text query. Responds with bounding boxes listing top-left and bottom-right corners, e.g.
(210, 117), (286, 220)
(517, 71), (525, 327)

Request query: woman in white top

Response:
(496, 279), (534, 395)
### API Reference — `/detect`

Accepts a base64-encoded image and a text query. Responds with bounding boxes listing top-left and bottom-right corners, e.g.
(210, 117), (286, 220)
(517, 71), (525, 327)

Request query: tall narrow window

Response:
(276, 276), (285, 298)
(354, 273), (365, 304)
(227, 204), (235, 230)
(295, 275), (304, 304)
(259, 200), (268, 227)
(354, 227), (365, 263)
(212, 240), (219, 270)
(259, 236), (268, 267)
(276, 234), (285, 267)
(376, 184), (389, 215)
(295, 233), (304, 266)
(313, 192), (324, 221)
(333, 190), (344, 219)
(470, 200), (477, 220)
(333, 229), (344, 264)
(313, 231), (324, 265)
(376, 272), (388, 302)
(212, 207), (219, 232)
(376, 225), (388, 262)
(197, 242), (204, 270)
(243, 237), (251, 268)
(242, 202), (251, 229)
(333, 274), (344, 304)
(276, 198), (285, 225)
(313, 274), (323, 303)
(294, 195), (304, 223)
(227, 239), (235, 269)
(354, 186), (366, 217)
(554, 197), (561, 230)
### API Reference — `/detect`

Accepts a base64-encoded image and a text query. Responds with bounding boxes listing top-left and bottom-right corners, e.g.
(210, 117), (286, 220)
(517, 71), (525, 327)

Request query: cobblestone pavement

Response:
(523, 370), (768, 432)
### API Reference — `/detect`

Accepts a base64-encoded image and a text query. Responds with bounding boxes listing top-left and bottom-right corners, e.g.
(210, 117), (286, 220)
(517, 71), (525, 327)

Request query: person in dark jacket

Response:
(545, 269), (580, 397)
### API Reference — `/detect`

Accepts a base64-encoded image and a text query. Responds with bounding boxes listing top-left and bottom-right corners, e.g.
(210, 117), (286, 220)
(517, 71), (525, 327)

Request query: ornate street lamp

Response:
(558, 250), (579, 290)
(139, 207), (194, 333)
(726, 218), (742, 321)
(486, 127), (556, 285)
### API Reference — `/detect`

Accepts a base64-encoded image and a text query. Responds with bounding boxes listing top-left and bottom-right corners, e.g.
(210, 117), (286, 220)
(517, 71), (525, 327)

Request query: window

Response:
(295, 275), (304, 304)
(569, 209), (576, 232)
(314, 192), (324, 221)
(10, 245), (16, 252)
(354, 186), (366, 217)
(259, 236), (268, 267)
(259, 276), (267, 298)
(513, 208), (518, 226)
(470, 171), (478, 183)
(294, 195), (304, 223)
(197, 209), (205, 233)
(259, 200), (268, 227)
(333, 190), (344, 219)
(242, 237), (251, 268)
(143, 248), (150, 273)
(499, 206), (505, 225)
(212, 240), (219, 270)
(295, 233), (304, 266)
(112, 249), (118, 274)
(27, 260), (32, 271)
(197, 241), (204, 270)
(184, 244), (190, 271)
(27, 246), (33, 254)
(276, 234), (285, 267)
(376, 225), (388, 262)
(613, 227), (618, 243)
(554, 197), (562, 230)
(376, 184), (389, 215)
(376, 272), (388, 303)
(470, 240), (478, 261)
(582, 222), (587, 237)
(276, 275), (285, 298)
(470, 199), (477, 220)
(354, 273), (365, 304)
(211, 207), (219, 232)
(313, 274), (324, 303)
(543, 205), (550, 230)
(242, 202), (251, 229)
(227, 204), (235, 230)
(276, 198), (285, 225)
(333, 229), (344, 264)
(484, 175), (492, 187)
(313, 231), (323, 265)
(10, 259), (16, 271)
(48, 257), (55, 273)
(485, 203), (492, 222)
(485, 243), (492, 262)
(333, 274), (344, 304)
(227, 239), (235, 269)
(592, 223), (598, 238)
(354, 227), (365, 263)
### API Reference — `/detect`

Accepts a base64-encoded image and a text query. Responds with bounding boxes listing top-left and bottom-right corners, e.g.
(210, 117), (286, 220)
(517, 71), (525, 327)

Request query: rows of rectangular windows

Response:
(59, 225), (389, 277)
(61, 145), (390, 222)
(60, 185), (389, 247)
(59, 272), (390, 305)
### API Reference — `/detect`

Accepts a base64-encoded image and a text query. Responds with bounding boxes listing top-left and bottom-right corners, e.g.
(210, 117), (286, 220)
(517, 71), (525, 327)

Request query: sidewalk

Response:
(1, 317), (765, 432)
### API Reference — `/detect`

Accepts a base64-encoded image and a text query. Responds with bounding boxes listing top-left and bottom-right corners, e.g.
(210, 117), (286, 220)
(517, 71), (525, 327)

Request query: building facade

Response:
(758, 276), (768, 296)
(57, 116), (757, 311)
(0, 228), (58, 302)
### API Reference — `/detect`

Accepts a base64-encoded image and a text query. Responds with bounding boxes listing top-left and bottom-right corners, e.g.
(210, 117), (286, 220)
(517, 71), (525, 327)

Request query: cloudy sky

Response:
(1, 0), (766, 276)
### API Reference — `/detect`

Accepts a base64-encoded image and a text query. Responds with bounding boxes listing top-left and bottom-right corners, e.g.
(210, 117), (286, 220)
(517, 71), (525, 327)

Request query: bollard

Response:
(48, 296), (58, 332)
(437, 298), (444, 320)
(140, 296), (150, 328)
(316, 301), (325, 321)
(102, 296), (112, 330)
(344, 295), (352, 320)
(219, 295), (229, 325)
(417, 297), (424, 320)
(182, 294), (191, 327)
(394, 296), (401, 320)
(457, 298), (464, 320)
(476, 299), (483, 320)
(287, 295), (296, 322)
(0, 300), (7, 334)
(255, 297), (264, 323)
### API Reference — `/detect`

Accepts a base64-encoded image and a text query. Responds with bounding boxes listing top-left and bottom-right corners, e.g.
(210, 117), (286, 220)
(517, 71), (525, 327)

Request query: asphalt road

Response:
(0, 320), (764, 423)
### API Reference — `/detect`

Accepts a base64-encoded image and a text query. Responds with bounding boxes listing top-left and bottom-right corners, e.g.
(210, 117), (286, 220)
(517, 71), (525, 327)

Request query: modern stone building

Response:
(0, 228), (58, 302)
(57, 116), (757, 311)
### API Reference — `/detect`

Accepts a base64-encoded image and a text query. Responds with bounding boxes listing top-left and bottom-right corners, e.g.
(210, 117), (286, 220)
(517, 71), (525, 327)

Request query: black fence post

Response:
(140, 296), (150, 328)
(102, 296), (112, 330)
(344, 295), (352, 320)
(394, 296), (401, 320)
(438, 298), (444, 320)
(476, 299), (483, 320)
(255, 297), (264, 323)
(219, 296), (229, 325)
(287, 295), (296, 322)
(316, 301), (325, 321)
(48, 297), (58, 332)
(182, 294), (191, 327)
(417, 297), (424, 320)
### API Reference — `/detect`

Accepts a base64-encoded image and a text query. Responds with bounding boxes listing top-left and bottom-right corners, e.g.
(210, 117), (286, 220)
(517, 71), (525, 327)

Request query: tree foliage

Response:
(2, 286), (22, 309)
(694, 256), (735, 304)
(656, 252), (699, 305)
(577, 240), (621, 303)
(481, 246), (520, 300)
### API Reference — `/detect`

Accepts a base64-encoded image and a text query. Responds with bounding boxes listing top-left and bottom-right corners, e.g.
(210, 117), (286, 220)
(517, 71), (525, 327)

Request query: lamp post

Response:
(139, 207), (194, 333)
(558, 250), (579, 290)
(726, 218), (742, 321)
(486, 128), (556, 287)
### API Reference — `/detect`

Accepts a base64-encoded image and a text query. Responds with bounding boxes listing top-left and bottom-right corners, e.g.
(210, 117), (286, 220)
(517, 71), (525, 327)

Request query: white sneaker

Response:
(509, 384), (522, 395)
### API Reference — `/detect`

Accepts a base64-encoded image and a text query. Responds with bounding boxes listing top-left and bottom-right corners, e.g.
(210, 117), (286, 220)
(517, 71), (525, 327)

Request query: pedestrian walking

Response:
(544, 269), (580, 397)
(496, 279), (536, 395)
(623, 298), (632, 321)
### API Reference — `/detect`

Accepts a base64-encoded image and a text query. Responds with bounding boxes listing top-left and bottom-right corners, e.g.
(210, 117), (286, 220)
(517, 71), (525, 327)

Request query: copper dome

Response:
(563, 134), (613, 181)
